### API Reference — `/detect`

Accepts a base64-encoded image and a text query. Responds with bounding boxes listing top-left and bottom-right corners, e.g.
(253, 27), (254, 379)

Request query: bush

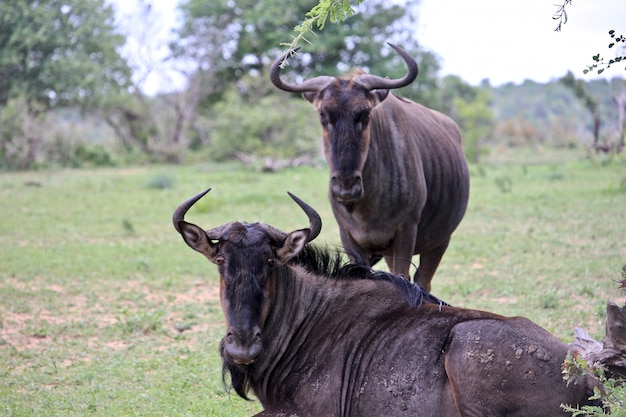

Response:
(202, 76), (321, 162)
(0, 98), (117, 170)
(561, 351), (626, 416)
(44, 131), (116, 168)
(0, 96), (46, 170)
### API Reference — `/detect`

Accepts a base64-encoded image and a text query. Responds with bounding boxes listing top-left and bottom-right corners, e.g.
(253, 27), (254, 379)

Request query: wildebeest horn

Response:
(270, 43), (418, 94)
(172, 188), (228, 240)
(174, 189), (321, 244)
(270, 48), (334, 93)
(353, 43), (418, 91)
(287, 192), (322, 243)
(172, 188), (211, 234)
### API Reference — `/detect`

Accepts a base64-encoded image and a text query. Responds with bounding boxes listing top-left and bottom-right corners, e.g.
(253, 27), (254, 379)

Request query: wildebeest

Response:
(173, 189), (599, 417)
(270, 43), (470, 292)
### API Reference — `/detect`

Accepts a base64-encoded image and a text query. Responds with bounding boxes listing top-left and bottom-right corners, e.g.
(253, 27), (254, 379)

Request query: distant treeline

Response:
(0, 0), (624, 171)
(490, 77), (625, 150)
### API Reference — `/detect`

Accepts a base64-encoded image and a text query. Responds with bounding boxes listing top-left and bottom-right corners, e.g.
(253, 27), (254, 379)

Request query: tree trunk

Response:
(613, 87), (626, 153)
(592, 112), (601, 150)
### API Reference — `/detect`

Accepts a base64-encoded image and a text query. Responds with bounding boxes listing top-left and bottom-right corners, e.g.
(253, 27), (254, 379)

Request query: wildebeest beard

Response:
(221, 338), (255, 400)
(219, 244), (448, 400)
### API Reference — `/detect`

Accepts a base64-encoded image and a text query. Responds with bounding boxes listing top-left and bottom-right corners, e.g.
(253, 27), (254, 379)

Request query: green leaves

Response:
(0, 0), (131, 110)
(284, 0), (364, 53)
(584, 29), (626, 75)
(306, 0), (362, 29)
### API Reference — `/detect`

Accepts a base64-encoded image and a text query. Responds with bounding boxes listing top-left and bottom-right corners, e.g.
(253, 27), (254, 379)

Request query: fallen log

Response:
(573, 302), (626, 379)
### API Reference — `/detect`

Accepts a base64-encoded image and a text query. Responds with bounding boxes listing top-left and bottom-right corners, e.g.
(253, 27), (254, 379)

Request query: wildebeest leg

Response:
(368, 253), (383, 267)
(383, 254), (411, 279)
(383, 223), (418, 280)
(414, 239), (449, 292)
(338, 225), (371, 267)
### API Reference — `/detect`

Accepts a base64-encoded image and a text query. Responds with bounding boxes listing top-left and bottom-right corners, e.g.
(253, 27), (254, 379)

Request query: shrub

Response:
(202, 76), (321, 162)
(0, 98), (117, 170)
(0, 96), (46, 170)
(561, 351), (626, 416)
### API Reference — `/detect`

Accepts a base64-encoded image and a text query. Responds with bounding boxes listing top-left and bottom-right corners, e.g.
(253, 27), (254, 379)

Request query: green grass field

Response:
(1, 148), (625, 416)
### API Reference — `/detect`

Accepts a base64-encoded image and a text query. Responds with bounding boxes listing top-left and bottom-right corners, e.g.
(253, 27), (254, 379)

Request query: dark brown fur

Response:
(273, 45), (470, 292)
(174, 191), (599, 417)
(312, 84), (469, 292)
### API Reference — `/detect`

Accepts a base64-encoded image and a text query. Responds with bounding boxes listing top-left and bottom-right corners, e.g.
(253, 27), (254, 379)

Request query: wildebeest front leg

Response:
(414, 238), (449, 292)
(338, 225), (371, 267)
(383, 223), (418, 281)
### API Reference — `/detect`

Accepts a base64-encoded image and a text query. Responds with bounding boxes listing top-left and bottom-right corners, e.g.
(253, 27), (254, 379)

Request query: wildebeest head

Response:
(270, 43), (418, 203)
(172, 189), (321, 366)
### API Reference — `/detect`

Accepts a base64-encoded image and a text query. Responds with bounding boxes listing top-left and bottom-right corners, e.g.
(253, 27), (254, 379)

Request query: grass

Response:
(0, 147), (625, 416)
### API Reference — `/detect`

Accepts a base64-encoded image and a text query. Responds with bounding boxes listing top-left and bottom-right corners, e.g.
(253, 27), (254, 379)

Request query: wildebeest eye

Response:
(355, 111), (370, 126)
(267, 258), (276, 267)
(215, 255), (225, 265)
(319, 110), (328, 125)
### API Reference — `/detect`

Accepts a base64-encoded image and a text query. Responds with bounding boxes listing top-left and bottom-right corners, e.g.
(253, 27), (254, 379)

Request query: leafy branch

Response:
(551, 2), (626, 74)
(583, 30), (626, 75)
(552, 0), (572, 32)
(280, 0), (364, 65)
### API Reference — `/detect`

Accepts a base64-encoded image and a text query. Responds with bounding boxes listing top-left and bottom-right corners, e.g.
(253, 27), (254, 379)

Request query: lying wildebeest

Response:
(173, 189), (599, 417)
(270, 43), (470, 292)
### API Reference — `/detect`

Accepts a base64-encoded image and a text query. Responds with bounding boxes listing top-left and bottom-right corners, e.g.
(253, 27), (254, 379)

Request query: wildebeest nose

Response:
(331, 173), (363, 202)
(225, 329), (263, 365)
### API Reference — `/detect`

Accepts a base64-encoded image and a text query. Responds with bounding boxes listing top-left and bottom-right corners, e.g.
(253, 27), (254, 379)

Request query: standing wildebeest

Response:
(270, 43), (470, 292)
(173, 189), (599, 417)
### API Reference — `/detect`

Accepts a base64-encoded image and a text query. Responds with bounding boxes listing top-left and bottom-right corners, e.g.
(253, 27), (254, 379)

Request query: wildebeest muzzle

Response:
(224, 325), (262, 365)
(331, 171), (363, 203)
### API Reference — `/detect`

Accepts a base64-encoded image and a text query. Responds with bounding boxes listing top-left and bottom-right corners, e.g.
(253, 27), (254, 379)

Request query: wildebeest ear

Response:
(276, 229), (309, 265)
(302, 91), (318, 104)
(372, 89), (390, 103)
(178, 221), (219, 261)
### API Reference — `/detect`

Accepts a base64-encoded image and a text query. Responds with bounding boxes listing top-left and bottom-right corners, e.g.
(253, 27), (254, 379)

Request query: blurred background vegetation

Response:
(0, 0), (625, 171)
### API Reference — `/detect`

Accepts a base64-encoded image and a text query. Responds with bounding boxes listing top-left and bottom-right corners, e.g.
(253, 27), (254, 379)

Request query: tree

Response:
(172, 0), (435, 99)
(611, 86), (626, 152)
(560, 71), (602, 150)
(168, 0), (441, 161)
(437, 75), (480, 117)
(100, 1), (211, 162)
(0, 0), (131, 110)
(0, 0), (133, 169)
(438, 75), (494, 162)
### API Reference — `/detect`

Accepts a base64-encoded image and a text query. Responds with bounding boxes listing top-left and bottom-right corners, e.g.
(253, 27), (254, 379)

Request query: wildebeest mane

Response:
(291, 244), (448, 308)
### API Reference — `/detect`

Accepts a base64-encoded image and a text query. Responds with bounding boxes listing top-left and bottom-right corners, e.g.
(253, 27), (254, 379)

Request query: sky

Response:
(416, 0), (626, 86)
(107, 0), (626, 93)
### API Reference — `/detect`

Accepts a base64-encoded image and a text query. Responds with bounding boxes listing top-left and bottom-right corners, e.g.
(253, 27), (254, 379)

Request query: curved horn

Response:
(353, 42), (418, 91)
(270, 48), (334, 93)
(173, 188), (229, 239)
(287, 192), (322, 243)
(172, 188), (211, 234)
